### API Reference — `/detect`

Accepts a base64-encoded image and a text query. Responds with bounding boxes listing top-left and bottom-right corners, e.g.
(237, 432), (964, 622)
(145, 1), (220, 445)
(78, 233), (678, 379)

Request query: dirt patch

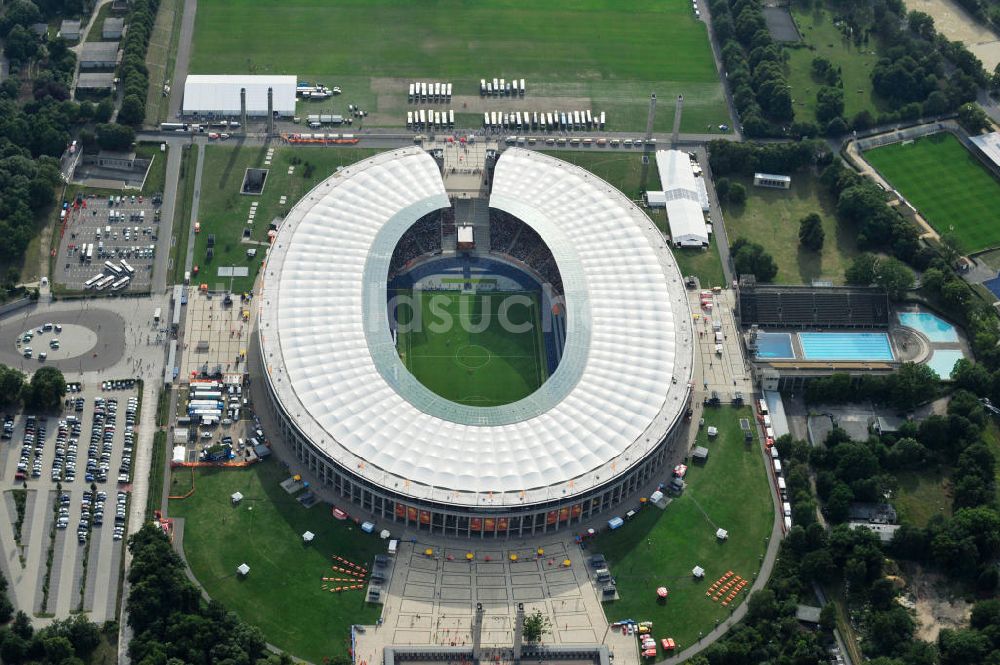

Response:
(902, 0), (1000, 70)
(370, 77), (412, 94)
(899, 565), (972, 642)
(448, 95), (592, 113)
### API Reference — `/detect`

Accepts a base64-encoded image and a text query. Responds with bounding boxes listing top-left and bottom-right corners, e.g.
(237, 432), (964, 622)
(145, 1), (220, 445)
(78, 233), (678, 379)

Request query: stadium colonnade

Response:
(257, 147), (694, 537)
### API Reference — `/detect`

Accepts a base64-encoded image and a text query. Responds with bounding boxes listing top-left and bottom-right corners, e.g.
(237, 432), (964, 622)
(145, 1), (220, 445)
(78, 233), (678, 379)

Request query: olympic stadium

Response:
(257, 145), (694, 537)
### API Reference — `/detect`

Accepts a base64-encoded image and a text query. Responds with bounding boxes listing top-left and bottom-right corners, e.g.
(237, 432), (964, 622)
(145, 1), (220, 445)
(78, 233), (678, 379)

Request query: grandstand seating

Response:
(738, 283), (889, 328)
(388, 212), (443, 277)
(488, 209), (563, 293)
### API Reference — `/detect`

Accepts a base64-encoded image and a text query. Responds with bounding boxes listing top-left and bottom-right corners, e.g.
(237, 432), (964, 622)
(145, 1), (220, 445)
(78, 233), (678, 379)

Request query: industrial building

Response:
(182, 75), (297, 117)
(79, 41), (121, 69)
(76, 72), (116, 93)
(258, 147), (694, 537)
(970, 131), (1000, 174)
(101, 17), (125, 39)
(648, 150), (710, 247)
(59, 19), (81, 41)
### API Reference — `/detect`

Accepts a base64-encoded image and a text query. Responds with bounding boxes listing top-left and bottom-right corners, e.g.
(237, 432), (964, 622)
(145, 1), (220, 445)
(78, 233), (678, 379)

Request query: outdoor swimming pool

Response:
(798, 332), (894, 361)
(756, 332), (794, 358)
(926, 349), (965, 379)
(898, 312), (959, 343)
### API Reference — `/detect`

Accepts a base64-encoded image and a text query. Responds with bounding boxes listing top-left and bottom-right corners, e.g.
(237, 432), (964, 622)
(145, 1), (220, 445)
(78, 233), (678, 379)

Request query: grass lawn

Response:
(394, 289), (546, 406)
(170, 462), (383, 662)
(865, 133), (1000, 252)
(543, 150), (726, 285)
(135, 143), (168, 195)
(170, 144), (197, 285)
(194, 144), (379, 292)
(190, 0), (728, 133)
(84, 3), (112, 42)
(786, 3), (884, 124)
(722, 174), (858, 285)
(593, 407), (772, 648)
(894, 470), (951, 527)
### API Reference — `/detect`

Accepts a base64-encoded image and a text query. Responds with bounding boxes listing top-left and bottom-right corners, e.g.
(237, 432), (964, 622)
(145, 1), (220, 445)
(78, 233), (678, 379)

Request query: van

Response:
(595, 569), (612, 582)
(773, 459), (782, 474)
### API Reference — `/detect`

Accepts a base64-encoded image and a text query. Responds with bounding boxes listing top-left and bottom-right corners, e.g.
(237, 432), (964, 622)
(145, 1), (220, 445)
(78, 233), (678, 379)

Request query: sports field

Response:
(394, 289), (547, 406)
(864, 133), (1000, 252)
(190, 0), (728, 133)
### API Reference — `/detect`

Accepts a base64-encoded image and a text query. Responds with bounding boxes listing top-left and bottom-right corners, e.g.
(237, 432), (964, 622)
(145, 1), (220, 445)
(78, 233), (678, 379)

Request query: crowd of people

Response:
(489, 211), (563, 293)
(389, 213), (443, 277)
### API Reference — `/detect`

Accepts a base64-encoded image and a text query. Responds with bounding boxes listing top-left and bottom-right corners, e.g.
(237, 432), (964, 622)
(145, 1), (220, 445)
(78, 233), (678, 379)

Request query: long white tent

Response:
(182, 75), (296, 117)
(654, 150), (710, 247)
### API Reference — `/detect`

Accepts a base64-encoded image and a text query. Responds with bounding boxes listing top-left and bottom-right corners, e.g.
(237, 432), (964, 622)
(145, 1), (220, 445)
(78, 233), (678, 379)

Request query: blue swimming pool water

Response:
(898, 312), (959, 343)
(798, 332), (894, 361)
(926, 349), (965, 379)
(756, 332), (794, 358)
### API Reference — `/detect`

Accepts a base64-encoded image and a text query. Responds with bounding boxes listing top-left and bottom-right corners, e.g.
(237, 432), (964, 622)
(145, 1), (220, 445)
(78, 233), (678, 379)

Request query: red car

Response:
(661, 638), (676, 650)
(642, 648), (657, 658)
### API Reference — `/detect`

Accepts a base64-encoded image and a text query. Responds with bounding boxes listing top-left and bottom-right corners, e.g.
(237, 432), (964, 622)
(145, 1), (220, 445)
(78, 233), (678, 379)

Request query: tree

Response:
(873, 256), (914, 299)
(23, 366), (65, 411)
(957, 103), (990, 134)
(522, 609), (550, 642)
(0, 366), (25, 405)
(798, 213), (825, 251)
(4, 25), (40, 64)
(846, 253), (878, 285)
(118, 94), (145, 126)
(885, 362), (938, 408)
(95, 98), (114, 123)
(728, 182), (747, 206)
(816, 86), (845, 123)
(731, 238), (778, 282)
(95, 123), (135, 151)
(715, 177), (731, 202)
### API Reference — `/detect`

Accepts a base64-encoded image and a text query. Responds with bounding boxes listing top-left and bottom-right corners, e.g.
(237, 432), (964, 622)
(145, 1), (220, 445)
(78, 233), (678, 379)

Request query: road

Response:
(166, 0), (197, 121)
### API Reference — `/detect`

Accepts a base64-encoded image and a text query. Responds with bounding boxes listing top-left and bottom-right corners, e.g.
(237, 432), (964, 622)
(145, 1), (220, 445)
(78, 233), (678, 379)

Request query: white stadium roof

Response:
(182, 75), (296, 116)
(259, 147), (693, 507)
(655, 150), (709, 247)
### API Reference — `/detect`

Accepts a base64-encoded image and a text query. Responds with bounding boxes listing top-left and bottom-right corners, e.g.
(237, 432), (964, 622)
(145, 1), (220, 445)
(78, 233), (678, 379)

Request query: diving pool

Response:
(798, 332), (894, 361)
(898, 312), (959, 343)
(926, 349), (965, 379)
(756, 332), (794, 358)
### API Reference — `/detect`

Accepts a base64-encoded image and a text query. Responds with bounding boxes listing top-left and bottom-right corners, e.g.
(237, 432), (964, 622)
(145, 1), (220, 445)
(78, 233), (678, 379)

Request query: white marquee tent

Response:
(183, 75), (296, 117)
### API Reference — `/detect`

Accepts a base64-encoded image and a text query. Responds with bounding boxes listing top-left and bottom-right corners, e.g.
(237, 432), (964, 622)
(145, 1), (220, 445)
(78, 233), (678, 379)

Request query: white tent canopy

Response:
(716, 528), (728, 540)
(231, 492), (244, 504)
(237, 563), (250, 576)
(692, 565), (705, 578)
(655, 150), (709, 247)
(302, 531), (315, 542)
(183, 75), (297, 117)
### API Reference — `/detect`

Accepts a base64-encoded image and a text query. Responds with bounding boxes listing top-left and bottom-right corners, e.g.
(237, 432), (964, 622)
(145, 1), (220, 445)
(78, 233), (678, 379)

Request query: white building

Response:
(654, 150), (710, 247)
(970, 132), (1000, 171)
(182, 75), (297, 117)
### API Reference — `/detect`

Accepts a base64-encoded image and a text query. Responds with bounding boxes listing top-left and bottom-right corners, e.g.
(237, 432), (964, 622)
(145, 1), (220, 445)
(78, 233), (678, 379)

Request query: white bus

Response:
(111, 276), (130, 291)
(95, 275), (115, 291)
(519, 79), (525, 95)
(448, 109), (454, 126)
(104, 261), (122, 276)
(408, 83), (415, 100)
(586, 109), (593, 126)
(407, 111), (413, 128)
(86, 244), (94, 262)
(599, 111), (606, 129)
(446, 83), (452, 99)
(120, 259), (135, 275)
(84, 274), (104, 289)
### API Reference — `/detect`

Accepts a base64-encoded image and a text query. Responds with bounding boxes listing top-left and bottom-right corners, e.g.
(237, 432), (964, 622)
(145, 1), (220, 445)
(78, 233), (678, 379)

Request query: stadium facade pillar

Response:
(672, 94), (684, 148)
(240, 88), (248, 134)
(645, 93), (657, 142)
(267, 87), (274, 135)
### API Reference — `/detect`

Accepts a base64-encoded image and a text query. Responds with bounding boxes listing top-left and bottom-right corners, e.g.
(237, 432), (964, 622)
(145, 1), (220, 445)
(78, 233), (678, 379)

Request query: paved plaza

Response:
(178, 290), (251, 380)
(354, 539), (637, 665)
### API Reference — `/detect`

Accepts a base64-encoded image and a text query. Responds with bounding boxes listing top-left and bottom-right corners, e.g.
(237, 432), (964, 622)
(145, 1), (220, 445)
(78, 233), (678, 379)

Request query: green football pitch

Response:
(864, 133), (1000, 252)
(394, 289), (547, 406)
(189, 0), (728, 133)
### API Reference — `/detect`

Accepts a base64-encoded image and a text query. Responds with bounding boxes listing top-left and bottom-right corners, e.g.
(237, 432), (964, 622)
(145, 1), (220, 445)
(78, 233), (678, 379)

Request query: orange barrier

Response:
(167, 468), (196, 500)
(171, 460), (253, 468)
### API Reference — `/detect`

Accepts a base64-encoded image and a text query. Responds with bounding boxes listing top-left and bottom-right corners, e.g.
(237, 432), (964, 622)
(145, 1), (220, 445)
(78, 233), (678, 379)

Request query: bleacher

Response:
(738, 278), (890, 329)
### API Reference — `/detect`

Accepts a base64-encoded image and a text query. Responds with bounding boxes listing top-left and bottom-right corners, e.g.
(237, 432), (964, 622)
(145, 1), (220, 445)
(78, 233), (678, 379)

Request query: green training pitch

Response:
(394, 289), (547, 406)
(190, 0), (729, 133)
(864, 133), (1000, 252)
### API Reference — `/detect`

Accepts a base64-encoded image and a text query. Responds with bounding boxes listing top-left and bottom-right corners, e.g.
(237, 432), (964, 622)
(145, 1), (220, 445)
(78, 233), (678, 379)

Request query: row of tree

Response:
(0, 365), (67, 411)
(117, 0), (162, 125)
(803, 362), (937, 407)
(709, 0), (794, 136)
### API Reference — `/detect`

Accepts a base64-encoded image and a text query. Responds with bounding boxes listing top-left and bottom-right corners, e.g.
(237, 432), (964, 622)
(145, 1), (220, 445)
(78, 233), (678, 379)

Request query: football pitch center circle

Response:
(454, 344), (492, 370)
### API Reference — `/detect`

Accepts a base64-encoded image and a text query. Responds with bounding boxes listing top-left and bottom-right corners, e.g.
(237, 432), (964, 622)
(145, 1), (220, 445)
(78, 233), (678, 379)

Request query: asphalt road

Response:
(153, 144), (184, 292)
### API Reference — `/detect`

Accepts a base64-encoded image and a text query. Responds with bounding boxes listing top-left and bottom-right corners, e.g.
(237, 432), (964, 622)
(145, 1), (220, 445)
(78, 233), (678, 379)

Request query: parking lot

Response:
(0, 380), (140, 621)
(55, 192), (165, 292)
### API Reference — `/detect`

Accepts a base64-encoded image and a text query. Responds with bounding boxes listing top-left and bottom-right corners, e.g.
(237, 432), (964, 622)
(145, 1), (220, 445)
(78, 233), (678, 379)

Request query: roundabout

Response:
(0, 309), (127, 372)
